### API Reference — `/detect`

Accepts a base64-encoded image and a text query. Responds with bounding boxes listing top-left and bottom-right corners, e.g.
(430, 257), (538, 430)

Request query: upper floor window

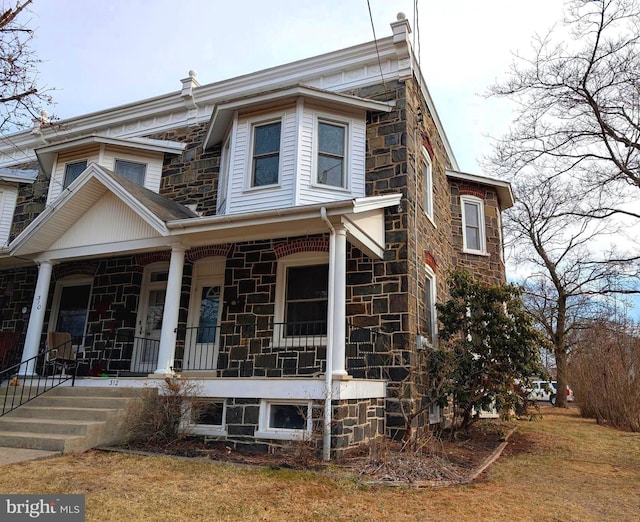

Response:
(114, 159), (146, 185)
(63, 160), (88, 188)
(317, 121), (346, 188)
(252, 121), (281, 187)
(422, 147), (433, 221)
(461, 195), (486, 254)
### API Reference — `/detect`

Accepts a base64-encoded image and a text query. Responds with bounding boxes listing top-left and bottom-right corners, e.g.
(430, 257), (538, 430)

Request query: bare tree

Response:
(489, 0), (640, 221)
(507, 175), (639, 407)
(0, 0), (52, 131)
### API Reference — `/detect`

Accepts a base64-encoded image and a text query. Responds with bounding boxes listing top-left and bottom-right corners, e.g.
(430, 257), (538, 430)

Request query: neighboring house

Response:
(0, 15), (512, 458)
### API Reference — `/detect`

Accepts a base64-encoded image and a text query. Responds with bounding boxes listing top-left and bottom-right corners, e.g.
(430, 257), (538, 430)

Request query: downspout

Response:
(320, 206), (335, 461)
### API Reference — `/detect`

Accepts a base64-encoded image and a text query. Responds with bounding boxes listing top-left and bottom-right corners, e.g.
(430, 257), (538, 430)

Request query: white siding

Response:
(101, 145), (164, 193)
(47, 145), (101, 204)
(0, 184), (17, 246)
(226, 108), (296, 215)
(223, 102), (367, 215)
(49, 193), (159, 251)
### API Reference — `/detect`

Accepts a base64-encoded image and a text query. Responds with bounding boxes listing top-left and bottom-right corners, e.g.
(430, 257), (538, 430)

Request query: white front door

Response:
(184, 258), (226, 371)
(133, 263), (168, 373)
(184, 281), (222, 370)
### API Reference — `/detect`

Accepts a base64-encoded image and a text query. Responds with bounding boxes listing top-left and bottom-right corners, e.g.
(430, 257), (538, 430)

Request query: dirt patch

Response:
(117, 419), (517, 486)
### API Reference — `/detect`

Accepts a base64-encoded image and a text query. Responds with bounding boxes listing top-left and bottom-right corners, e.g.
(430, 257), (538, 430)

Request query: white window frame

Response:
(461, 195), (487, 255)
(313, 116), (349, 191)
(247, 117), (283, 190)
(49, 276), (93, 352)
(114, 158), (147, 185)
(421, 147), (434, 223)
(274, 252), (329, 347)
(0, 185), (17, 247)
(255, 399), (313, 440)
(186, 399), (227, 437)
(428, 402), (441, 424)
(423, 264), (437, 348)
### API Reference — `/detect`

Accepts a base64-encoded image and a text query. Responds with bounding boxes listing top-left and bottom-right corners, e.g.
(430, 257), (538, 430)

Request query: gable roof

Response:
(10, 163), (197, 257)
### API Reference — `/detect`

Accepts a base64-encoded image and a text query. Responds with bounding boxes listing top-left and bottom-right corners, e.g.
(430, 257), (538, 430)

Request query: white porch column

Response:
(19, 261), (53, 376)
(331, 224), (348, 378)
(155, 245), (186, 374)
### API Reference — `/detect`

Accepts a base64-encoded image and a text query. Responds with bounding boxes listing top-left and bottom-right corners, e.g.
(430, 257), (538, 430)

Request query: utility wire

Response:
(366, 0), (388, 93)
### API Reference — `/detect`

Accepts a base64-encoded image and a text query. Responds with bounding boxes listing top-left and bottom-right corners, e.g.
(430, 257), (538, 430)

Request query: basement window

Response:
(188, 399), (226, 436)
(256, 400), (312, 440)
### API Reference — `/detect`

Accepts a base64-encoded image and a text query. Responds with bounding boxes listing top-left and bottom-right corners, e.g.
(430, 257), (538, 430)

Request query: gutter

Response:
(320, 206), (335, 461)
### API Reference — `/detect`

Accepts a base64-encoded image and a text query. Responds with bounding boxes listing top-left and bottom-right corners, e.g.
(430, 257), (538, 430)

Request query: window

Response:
(252, 121), (281, 187)
(317, 121), (346, 188)
(461, 195), (486, 254)
(51, 278), (92, 349)
(422, 147), (433, 220)
(114, 159), (147, 185)
(256, 400), (312, 440)
(423, 265), (437, 347)
(187, 399), (226, 436)
(275, 253), (329, 343)
(429, 403), (441, 424)
(63, 160), (88, 188)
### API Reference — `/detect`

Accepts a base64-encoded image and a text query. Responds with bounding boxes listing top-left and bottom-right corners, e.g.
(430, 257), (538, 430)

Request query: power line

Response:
(366, 0), (388, 93)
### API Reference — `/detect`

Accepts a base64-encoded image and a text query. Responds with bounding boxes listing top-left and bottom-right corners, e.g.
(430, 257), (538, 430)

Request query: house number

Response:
(109, 379), (119, 386)
(35, 295), (42, 310)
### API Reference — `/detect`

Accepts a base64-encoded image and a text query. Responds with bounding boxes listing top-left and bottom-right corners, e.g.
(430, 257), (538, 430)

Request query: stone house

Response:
(0, 15), (512, 458)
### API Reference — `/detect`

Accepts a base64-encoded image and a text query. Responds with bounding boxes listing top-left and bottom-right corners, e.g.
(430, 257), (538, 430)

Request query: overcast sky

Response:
(26, 0), (565, 175)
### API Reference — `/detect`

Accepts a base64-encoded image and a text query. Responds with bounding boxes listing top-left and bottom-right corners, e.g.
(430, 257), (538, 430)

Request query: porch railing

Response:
(89, 330), (161, 377)
(0, 339), (77, 417)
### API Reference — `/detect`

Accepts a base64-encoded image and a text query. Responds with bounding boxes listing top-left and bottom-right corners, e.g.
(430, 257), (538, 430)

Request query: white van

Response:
(528, 380), (574, 404)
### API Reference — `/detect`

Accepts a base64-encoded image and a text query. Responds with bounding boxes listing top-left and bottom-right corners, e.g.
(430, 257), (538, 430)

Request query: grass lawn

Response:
(0, 406), (638, 521)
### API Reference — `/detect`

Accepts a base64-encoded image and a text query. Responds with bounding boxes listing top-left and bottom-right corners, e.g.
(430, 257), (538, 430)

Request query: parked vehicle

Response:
(528, 380), (574, 404)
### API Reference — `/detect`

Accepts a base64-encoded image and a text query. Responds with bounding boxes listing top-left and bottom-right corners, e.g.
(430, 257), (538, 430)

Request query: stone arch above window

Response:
(53, 261), (99, 280)
(136, 252), (171, 266)
(273, 237), (329, 259)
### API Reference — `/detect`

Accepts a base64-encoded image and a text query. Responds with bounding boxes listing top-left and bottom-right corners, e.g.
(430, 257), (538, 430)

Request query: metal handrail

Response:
(0, 341), (78, 417)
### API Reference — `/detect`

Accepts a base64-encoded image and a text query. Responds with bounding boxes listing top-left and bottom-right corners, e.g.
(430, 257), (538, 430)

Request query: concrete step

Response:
(0, 385), (154, 453)
(25, 396), (133, 409)
(0, 431), (86, 452)
(7, 406), (117, 421)
(0, 417), (105, 436)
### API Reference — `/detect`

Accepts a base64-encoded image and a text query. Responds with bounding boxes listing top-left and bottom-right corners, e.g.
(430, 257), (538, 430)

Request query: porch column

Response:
(155, 245), (186, 374)
(19, 261), (53, 376)
(331, 224), (348, 378)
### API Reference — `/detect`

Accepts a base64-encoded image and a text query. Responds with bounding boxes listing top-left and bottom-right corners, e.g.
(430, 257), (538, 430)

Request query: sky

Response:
(25, 0), (566, 176)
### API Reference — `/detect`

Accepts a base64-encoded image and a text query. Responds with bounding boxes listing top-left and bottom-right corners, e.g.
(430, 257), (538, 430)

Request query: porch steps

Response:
(0, 386), (154, 454)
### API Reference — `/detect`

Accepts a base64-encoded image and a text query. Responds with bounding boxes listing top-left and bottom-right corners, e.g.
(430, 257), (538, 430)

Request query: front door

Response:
(50, 278), (92, 351)
(184, 281), (222, 370)
(133, 264), (168, 373)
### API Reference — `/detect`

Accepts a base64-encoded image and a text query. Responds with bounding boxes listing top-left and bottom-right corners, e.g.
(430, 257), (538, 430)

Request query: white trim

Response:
(312, 114), (350, 191)
(461, 195), (487, 255)
(447, 169), (514, 210)
(256, 399), (313, 440)
(421, 147), (434, 224)
(187, 398), (227, 437)
(246, 115), (284, 190)
(274, 252), (329, 347)
(423, 264), (437, 348)
(49, 275), (93, 351)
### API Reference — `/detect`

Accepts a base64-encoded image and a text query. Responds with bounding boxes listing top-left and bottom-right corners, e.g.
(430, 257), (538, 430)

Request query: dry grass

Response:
(0, 406), (638, 521)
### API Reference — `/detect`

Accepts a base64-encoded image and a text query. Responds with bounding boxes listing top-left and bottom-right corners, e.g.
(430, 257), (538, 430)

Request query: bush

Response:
(127, 377), (200, 446)
(571, 319), (640, 432)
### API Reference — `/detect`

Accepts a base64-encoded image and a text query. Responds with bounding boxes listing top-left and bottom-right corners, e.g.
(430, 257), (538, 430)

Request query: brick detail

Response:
(187, 244), (232, 262)
(459, 185), (487, 200)
(273, 237), (329, 259)
(424, 251), (437, 272)
(53, 261), (100, 280)
(136, 252), (171, 265)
